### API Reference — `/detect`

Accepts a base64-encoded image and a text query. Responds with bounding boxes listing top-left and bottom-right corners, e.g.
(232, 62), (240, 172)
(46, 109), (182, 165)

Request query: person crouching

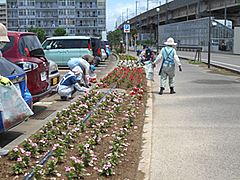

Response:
(57, 66), (89, 101)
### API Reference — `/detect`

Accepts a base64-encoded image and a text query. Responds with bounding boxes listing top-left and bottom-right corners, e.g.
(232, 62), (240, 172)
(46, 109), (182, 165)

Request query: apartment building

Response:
(7, 0), (106, 36)
(0, 0), (7, 26)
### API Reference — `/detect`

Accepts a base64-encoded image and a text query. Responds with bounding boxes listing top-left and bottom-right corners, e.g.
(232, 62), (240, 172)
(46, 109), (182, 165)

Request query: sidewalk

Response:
(127, 50), (240, 179)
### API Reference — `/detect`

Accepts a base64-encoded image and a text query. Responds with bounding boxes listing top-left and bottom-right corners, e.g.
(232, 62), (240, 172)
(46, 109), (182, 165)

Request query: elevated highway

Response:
(119, 0), (240, 42)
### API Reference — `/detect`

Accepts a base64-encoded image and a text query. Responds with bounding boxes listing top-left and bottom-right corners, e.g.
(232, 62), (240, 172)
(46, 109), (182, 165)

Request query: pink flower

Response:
(103, 165), (108, 170)
(26, 152), (31, 157)
(65, 167), (71, 172)
(94, 166), (98, 170)
(17, 157), (22, 161)
(109, 146), (113, 149)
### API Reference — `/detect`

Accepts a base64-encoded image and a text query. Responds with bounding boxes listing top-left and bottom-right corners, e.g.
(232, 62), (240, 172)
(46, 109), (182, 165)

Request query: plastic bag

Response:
(146, 63), (154, 81)
(0, 83), (34, 130)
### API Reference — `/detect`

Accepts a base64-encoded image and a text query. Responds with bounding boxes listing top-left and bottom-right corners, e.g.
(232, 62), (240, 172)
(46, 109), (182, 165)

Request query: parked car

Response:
(2, 31), (51, 103)
(90, 37), (101, 66)
(49, 60), (60, 90)
(42, 36), (93, 66)
(0, 57), (33, 133)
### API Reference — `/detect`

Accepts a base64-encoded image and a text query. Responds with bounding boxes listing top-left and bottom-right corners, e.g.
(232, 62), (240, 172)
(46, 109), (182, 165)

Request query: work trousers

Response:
(160, 63), (175, 88)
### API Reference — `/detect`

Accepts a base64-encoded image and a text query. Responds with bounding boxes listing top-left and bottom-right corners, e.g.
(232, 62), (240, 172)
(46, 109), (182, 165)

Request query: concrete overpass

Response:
(119, 0), (240, 42)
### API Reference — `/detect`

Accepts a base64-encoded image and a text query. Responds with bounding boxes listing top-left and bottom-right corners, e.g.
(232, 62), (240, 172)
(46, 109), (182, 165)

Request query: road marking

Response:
(213, 54), (230, 58)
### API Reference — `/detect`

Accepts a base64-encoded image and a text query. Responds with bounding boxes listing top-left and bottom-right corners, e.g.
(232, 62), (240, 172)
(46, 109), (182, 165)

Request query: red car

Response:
(2, 31), (51, 103)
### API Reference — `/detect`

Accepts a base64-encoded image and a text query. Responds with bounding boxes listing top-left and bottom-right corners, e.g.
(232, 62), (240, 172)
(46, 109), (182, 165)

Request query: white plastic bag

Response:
(146, 63), (154, 82)
(0, 83), (34, 130)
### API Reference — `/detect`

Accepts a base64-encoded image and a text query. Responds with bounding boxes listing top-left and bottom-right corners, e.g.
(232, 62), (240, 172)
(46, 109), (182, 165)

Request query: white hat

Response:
(72, 66), (82, 76)
(164, 37), (177, 46)
(0, 23), (10, 42)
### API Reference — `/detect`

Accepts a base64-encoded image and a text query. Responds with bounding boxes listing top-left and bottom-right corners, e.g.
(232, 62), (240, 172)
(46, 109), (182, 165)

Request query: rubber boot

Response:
(159, 87), (165, 95)
(170, 87), (176, 94)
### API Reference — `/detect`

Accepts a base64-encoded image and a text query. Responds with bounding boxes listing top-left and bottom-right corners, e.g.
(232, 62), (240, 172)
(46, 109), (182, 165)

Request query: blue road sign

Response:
(124, 24), (130, 33)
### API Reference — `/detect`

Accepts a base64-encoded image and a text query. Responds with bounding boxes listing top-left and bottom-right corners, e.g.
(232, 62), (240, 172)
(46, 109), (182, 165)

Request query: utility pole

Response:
(147, 0), (149, 46)
(208, 0), (211, 69)
(165, 0), (168, 24)
(147, 0), (149, 26)
(224, 0), (227, 26)
(184, 1), (189, 21)
(197, 0), (200, 18)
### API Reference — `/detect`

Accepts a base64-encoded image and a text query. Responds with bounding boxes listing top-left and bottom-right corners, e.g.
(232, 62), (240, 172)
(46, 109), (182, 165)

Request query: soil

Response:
(0, 65), (148, 180)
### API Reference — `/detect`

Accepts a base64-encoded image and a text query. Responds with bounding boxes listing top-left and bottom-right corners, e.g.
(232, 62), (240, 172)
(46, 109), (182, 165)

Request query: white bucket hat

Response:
(0, 23), (10, 42)
(164, 37), (177, 46)
(71, 66), (82, 76)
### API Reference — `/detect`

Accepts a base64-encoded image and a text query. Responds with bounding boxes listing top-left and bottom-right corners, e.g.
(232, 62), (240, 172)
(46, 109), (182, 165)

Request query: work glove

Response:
(0, 76), (11, 86)
(179, 65), (182, 71)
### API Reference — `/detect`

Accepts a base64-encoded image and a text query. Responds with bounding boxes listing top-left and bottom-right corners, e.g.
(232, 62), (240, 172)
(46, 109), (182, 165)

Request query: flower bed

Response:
(0, 56), (147, 180)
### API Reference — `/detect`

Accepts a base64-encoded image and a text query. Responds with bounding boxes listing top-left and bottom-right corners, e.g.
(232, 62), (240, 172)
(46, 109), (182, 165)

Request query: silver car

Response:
(49, 60), (60, 90)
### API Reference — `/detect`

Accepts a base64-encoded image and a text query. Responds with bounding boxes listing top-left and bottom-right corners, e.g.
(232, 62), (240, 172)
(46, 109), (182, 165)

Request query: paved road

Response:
(177, 51), (240, 72)
(0, 54), (118, 151)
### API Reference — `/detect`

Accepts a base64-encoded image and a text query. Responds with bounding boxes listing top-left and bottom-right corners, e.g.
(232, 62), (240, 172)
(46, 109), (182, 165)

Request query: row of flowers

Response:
(2, 55), (146, 179)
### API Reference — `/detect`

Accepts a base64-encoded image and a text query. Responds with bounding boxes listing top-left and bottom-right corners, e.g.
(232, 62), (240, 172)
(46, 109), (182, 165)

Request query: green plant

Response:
(46, 157), (58, 175)
(10, 157), (27, 175)
(100, 160), (114, 176)
(52, 144), (66, 163)
(33, 164), (46, 179)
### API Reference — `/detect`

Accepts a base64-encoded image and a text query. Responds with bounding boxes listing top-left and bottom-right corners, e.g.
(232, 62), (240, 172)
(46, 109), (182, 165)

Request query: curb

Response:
(137, 80), (153, 180)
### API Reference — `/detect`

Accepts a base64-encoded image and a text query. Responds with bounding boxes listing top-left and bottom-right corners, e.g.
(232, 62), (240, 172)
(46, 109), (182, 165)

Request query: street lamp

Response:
(156, 8), (160, 54)
(184, 1), (189, 21)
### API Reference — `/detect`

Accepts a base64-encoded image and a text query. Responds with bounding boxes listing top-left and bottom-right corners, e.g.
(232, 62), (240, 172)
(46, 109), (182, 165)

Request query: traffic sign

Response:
(124, 24), (130, 33)
(133, 34), (137, 38)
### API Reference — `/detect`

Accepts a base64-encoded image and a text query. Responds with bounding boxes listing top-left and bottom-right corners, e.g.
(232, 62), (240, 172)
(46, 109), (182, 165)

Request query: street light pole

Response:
(208, 0), (211, 69)
(156, 8), (160, 54)
(184, 1), (189, 21)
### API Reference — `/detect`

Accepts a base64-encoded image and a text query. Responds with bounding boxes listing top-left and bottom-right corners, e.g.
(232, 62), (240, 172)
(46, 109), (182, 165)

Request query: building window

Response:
(98, 0), (105, 6)
(69, 29), (75, 34)
(58, 0), (66, 6)
(67, 10), (75, 16)
(80, 2), (82, 8)
(18, 0), (25, 7)
(59, 10), (66, 15)
(59, 19), (66, 25)
(29, 20), (35, 25)
(68, 19), (75, 25)
(68, 0), (74, 6)
(19, 10), (26, 16)
(28, 10), (35, 16)
(27, 0), (34, 6)
(19, 19), (26, 25)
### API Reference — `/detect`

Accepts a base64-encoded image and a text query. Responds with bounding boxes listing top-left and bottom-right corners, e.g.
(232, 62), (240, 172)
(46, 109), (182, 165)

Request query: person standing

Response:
(153, 37), (182, 95)
(67, 57), (95, 88)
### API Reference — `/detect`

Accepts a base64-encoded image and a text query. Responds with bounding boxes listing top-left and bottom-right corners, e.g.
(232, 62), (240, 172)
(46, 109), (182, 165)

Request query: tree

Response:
(130, 28), (138, 39)
(27, 26), (46, 43)
(107, 29), (122, 48)
(52, 27), (67, 36)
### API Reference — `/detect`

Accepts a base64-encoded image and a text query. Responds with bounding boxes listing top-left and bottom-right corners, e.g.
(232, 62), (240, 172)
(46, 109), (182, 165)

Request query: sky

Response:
(106, 0), (166, 32)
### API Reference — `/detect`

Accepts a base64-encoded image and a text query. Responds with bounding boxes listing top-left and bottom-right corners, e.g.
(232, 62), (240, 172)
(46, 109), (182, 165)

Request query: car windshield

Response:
(0, 57), (24, 76)
(19, 35), (44, 57)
